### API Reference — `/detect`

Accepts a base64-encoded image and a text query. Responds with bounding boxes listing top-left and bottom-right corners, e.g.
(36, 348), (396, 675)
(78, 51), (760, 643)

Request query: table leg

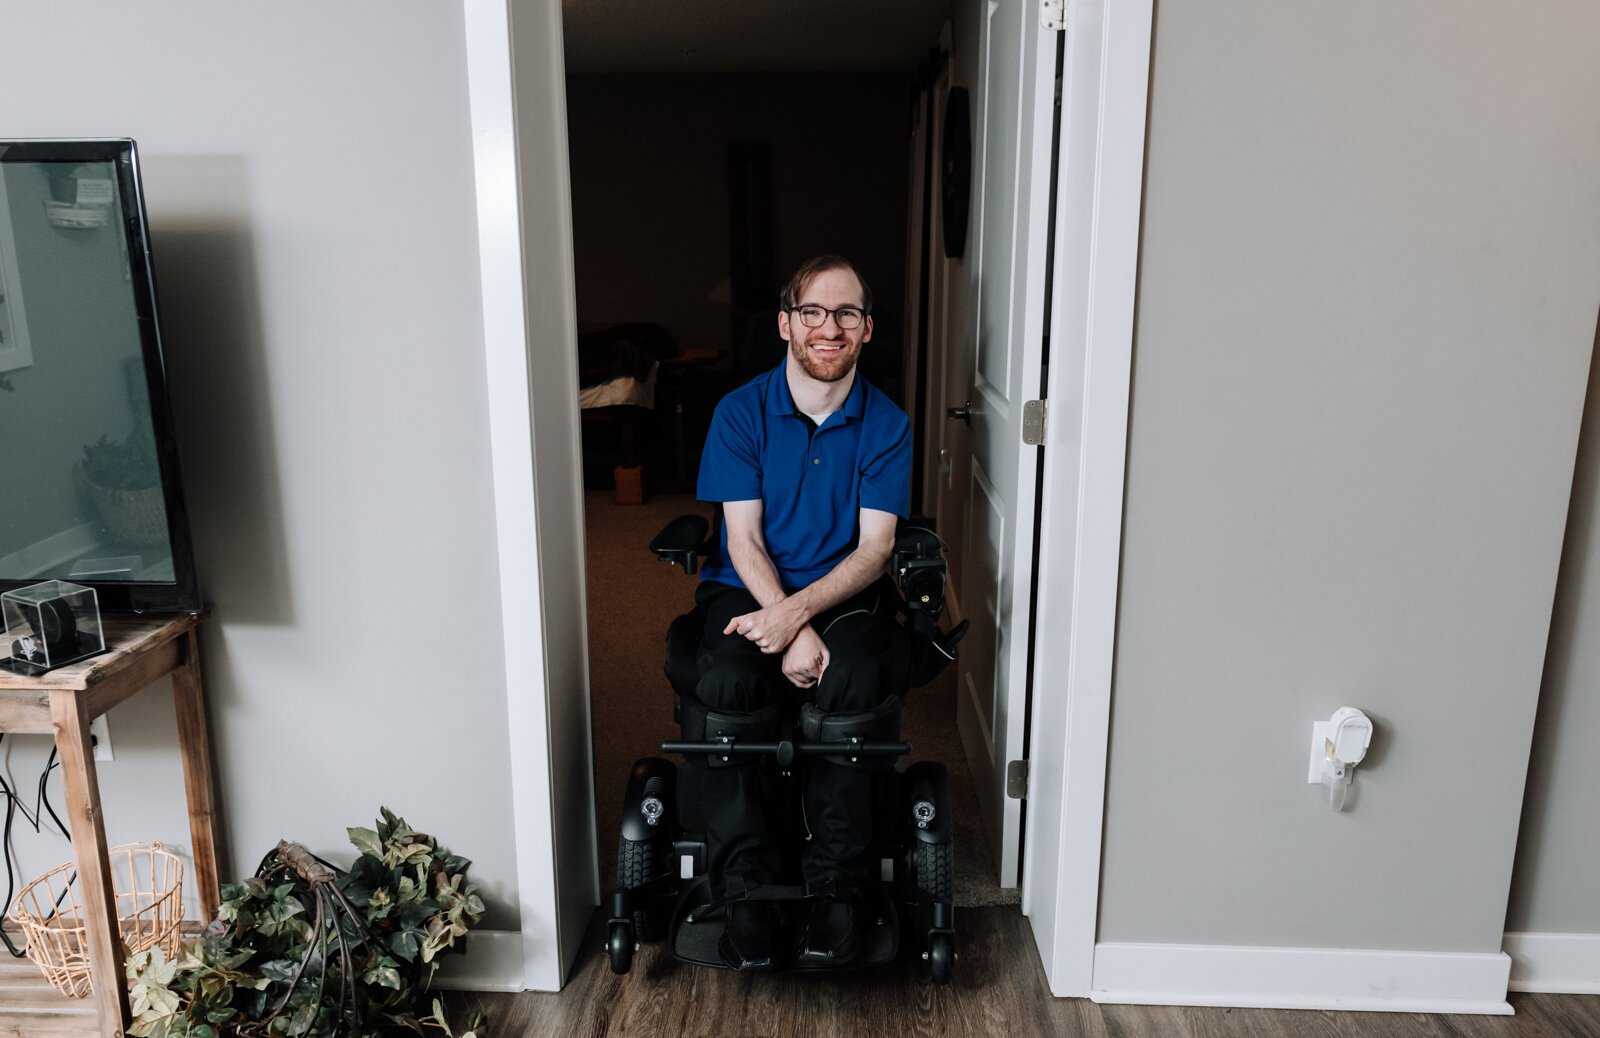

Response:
(171, 629), (223, 918)
(50, 689), (130, 1038)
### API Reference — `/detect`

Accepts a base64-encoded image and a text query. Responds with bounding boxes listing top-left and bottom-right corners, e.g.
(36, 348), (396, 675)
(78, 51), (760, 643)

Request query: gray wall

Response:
(0, 4), (522, 930)
(1508, 314), (1600, 935)
(1099, 3), (1600, 952)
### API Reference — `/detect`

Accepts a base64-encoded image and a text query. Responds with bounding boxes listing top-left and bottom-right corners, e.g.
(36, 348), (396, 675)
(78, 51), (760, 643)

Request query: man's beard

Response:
(790, 336), (858, 383)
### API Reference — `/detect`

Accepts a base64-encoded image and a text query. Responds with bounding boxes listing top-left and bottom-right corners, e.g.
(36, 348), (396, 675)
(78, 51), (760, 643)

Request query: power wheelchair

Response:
(603, 513), (969, 982)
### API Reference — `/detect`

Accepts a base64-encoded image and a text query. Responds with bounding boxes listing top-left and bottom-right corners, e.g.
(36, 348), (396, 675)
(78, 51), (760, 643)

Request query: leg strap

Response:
(799, 695), (903, 770)
(677, 697), (783, 768)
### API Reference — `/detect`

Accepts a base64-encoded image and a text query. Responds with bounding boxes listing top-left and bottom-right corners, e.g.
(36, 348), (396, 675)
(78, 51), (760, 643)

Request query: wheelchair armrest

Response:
(651, 514), (712, 575)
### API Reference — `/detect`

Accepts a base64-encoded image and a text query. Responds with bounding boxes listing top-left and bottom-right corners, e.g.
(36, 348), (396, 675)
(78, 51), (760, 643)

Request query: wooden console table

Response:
(0, 612), (221, 1038)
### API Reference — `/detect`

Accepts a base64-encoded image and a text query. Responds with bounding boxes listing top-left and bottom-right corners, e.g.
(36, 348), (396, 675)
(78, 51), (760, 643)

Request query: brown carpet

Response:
(584, 490), (1018, 908)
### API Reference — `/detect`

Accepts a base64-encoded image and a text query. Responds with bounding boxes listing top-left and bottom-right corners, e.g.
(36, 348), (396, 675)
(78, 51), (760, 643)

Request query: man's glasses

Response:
(788, 305), (868, 331)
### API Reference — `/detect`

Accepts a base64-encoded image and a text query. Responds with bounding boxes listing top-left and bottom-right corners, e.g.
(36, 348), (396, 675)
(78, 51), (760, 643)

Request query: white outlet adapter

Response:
(1306, 707), (1373, 783)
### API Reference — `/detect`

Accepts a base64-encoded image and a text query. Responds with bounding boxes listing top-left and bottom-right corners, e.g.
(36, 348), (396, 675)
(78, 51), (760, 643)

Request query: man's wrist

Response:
(783, 591), (816, 625)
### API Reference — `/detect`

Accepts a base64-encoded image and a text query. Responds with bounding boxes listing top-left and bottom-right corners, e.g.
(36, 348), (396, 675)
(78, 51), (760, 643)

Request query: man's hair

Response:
(778, 255), (873, 316)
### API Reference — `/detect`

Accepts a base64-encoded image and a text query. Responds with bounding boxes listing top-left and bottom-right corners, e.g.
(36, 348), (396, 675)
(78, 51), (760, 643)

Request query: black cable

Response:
(38, 747), (70, 841)
(2, 765), (24, 957)
(0, 761), (42, 831)
(0, 734), (74, 957)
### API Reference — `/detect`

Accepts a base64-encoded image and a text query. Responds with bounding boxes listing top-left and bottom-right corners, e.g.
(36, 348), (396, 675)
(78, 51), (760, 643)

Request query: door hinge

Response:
(1022, 399), (1046, 445)
(1041, 0), (1066, 31)
(1007, 759), (1029, 799)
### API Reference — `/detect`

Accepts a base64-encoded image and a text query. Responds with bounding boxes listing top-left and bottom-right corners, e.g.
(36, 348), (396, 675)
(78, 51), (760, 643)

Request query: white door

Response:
(950, 0), (1058, 887)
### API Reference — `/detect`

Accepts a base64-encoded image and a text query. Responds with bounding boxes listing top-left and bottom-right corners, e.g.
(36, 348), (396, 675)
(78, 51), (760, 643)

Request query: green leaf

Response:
(363, 961), (403, 990)
(258, 958), (301, 984)
(288, 1001), (317, 1036)
(348, 826), (383, 859)
(391, 928), (421, 962)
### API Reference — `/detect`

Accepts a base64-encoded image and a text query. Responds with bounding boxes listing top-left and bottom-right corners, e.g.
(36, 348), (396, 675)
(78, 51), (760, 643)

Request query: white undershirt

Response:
(803, 410), (834, 427)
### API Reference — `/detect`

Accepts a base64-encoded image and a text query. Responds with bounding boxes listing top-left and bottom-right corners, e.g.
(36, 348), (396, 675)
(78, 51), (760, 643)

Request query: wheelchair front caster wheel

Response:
(608, 921), (635, 975)
(928, 932), (954, 985)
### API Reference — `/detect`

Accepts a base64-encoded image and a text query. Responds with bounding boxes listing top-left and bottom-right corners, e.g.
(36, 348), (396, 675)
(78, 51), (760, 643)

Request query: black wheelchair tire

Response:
(608, 920), (635, 975)
(914, 838), (954, 904)
(928, 931), (954, 984)
(617, 835), (671, 941)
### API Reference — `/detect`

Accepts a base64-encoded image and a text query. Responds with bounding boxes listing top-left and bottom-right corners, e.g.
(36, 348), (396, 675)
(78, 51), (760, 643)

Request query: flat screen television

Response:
(0, 139), (200, 612)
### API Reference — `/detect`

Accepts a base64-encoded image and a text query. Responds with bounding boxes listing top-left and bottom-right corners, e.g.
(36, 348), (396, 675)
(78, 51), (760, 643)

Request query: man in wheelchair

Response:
(612, 255), (965, 982)
(690, 256), (912, 971)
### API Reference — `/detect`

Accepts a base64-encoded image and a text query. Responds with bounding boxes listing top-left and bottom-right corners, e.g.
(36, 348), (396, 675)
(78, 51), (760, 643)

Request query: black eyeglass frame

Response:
(784, 304), (872, 330)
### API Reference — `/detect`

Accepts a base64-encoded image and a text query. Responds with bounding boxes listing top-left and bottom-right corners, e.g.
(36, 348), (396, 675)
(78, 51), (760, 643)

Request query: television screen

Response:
(0, 139), (200, 612)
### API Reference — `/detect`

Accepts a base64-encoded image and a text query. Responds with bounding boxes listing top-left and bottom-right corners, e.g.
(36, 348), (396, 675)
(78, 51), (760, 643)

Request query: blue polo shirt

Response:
(697, 364), (911, 593)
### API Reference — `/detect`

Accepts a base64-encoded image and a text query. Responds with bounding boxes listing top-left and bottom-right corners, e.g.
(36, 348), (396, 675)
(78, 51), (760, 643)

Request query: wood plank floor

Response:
(0, 953), (97, 1036)
(454, 907), (1600, 1038)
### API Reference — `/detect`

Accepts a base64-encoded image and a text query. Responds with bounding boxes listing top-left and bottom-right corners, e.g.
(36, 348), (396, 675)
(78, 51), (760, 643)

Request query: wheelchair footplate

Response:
(667, 875), (900, 972)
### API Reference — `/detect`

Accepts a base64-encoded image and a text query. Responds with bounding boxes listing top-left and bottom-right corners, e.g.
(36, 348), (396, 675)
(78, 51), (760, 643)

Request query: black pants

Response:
(689, 578), (899, 900)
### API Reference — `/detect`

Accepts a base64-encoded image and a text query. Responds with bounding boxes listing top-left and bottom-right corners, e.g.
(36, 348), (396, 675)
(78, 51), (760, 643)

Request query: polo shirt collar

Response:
(766, 362), (867, 423)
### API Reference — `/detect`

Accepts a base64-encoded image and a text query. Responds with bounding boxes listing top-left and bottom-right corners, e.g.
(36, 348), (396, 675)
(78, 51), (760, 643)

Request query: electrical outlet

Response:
(1307, 721), (1331, 783)
(90, 716), (113, 762)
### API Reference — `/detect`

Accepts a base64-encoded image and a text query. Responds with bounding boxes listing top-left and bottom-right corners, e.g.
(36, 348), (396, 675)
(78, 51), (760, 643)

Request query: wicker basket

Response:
(6, 842), (185, 997)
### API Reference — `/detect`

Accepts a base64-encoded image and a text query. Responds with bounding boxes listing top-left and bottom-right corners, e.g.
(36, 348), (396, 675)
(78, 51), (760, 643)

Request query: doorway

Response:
(558, 4), (1018, 912)
(481, 0), (1152, 997)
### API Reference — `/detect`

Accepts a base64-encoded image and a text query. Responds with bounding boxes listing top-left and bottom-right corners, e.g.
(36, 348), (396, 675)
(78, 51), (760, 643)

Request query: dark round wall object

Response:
(941, 87), (972, 260)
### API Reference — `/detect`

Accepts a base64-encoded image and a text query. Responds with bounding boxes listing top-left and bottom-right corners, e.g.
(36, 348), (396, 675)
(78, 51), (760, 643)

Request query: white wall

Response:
(1093, 0), (1600, 1009)
(0, 3), (522, 936)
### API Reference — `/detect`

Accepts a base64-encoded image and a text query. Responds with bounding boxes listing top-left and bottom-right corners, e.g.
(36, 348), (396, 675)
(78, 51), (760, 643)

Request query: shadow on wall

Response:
(140, 155), (292, 630)
(1508, 303), (1600, 930)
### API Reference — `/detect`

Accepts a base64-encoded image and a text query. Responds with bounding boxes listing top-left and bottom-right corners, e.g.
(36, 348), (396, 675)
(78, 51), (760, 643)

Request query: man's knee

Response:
(695, 655), (780, 713)
(813, 643), (889, 713)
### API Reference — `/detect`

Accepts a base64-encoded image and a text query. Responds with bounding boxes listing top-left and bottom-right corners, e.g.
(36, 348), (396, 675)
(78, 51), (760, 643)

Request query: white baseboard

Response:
(1091, 941), (1513, 1015)
(434, 929), (525, 992)
(1504, 931), (1600, 994)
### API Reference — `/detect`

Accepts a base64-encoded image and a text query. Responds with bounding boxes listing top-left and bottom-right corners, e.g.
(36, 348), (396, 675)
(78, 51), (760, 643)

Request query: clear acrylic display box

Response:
(3, 580), (106, 672)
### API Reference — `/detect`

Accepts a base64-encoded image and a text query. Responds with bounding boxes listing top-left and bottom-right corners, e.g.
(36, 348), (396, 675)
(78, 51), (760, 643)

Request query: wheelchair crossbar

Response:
(660, 740), (911, 757)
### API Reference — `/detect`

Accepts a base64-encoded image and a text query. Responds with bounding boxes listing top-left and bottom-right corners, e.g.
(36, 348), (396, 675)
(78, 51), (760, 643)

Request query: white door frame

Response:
(466, 0), (599, 992)
(1020, 0), (1152, 998)
(466, 0), (1154, 996)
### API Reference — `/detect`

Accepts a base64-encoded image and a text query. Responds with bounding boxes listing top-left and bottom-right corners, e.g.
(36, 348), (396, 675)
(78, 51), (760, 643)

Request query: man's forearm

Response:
(727, 535), (791, 610)
(730, 537), (888, 622)
(784, 544), (891, 621)
(722, 501), (897, 658)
